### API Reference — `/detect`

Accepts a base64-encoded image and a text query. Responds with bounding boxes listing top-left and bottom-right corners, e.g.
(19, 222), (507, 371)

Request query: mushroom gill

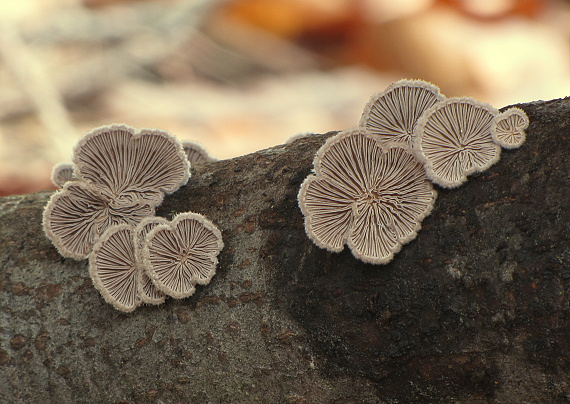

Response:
(73, 124), (190, 207)
(43, 182), (154, 260)
(50, 162), (76, 188)
(142, 212), (224, 299)
(181, 141), (216, 163)
(491, 107), (529, 149)
(134, 217), (168, 305)
(43, 124), (191, 261)
(298, 129), (437, 264)
(413, 97), (500, 188)
(359, 79), (445, 147)
(89, 223), (142, 313)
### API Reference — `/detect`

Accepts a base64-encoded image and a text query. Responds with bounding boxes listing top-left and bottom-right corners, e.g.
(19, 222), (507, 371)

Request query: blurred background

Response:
(1, 0), (569, 195)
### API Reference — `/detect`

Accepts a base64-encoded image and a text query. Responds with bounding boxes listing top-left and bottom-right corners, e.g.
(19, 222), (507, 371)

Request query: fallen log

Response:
(0, 97), (569, 403)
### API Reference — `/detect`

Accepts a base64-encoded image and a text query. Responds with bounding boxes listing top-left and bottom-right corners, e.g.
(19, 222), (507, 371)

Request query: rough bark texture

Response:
(1, 98), (569, 403)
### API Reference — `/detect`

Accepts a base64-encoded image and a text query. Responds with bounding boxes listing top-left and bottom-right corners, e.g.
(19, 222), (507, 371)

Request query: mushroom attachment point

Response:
(50, 162), (76, 187)
(89, 223), (142, 313)
(142, 212), (224, 299)
(73, 124), (190, 206)
(134, 217), (168, 305)
(181, 141), (216, 163)
(414, 97), (500, 188)
(298, 129), (437, 265)
(359, 79), (445, 147)
(491, 107), (529, 149)
(43, 182), (154, 260)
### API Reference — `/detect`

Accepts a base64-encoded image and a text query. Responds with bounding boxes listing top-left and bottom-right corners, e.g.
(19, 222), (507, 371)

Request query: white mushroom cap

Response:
(142, 212), (224, 299)
(89, 223), (142, 312)
(414, 97), (500, 188)
(43, 181), (155, 260)
(134, 217), (168, 305)
(491, 107), (529, 149)
(181, 141), (216, 163)
(359, 79), (445, 147)
(50, 162), (76, 188)
(298, 129), (437, 264)
(73, 124), (190, 207)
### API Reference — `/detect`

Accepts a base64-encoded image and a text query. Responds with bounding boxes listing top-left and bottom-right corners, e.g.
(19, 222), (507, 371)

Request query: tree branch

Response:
(0, 97), (569, 403)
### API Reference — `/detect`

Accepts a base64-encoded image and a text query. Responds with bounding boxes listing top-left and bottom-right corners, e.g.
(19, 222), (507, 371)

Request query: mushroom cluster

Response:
(89, 213), (223, 312)
(43, 124), (190, 259)
(43, 124), (224, 312)
(300, 79), (530, 264)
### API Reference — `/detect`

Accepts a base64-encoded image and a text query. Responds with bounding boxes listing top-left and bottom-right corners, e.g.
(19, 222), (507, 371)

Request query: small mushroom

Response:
(413, 97), (500, 188)
(359, 79), (445, 147)
(50, 162), (76, 187)
(73, 124), (190, 206)
(89, 223), (142, 312)
(298, 129), (437, 264)
(43, 182), (154, 260)
(141, 212), (224, 299)
(491, 107), (529, 149)
(181, 141), (216, 163)
(134, 217), (168, 305)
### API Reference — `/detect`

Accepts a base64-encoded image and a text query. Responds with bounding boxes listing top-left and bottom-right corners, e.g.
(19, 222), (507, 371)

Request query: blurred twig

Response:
(0, 0), (225, 120)
(0, 0), (317, 121)
(0, 20), (77, 161)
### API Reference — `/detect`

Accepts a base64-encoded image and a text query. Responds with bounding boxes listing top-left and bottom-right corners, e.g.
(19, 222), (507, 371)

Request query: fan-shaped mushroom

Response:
(491, 107), (529, 149)
(181, 141), (216, 163)
(134, 217), (168, 305)
(142, 212), (224, 299)
(359, 79), (445, 147)
(89, 223), (142, 313)
(73, 124), (190, 206)
(50, 162), (76, 187)
(298, 129), (437, 264)
(44, 124), (194, 260)
(414, 97), (500, 188)
(43, 182), (154, 260)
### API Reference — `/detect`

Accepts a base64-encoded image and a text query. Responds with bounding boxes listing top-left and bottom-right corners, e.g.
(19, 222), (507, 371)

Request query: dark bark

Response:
(1, 98), (569, 403)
